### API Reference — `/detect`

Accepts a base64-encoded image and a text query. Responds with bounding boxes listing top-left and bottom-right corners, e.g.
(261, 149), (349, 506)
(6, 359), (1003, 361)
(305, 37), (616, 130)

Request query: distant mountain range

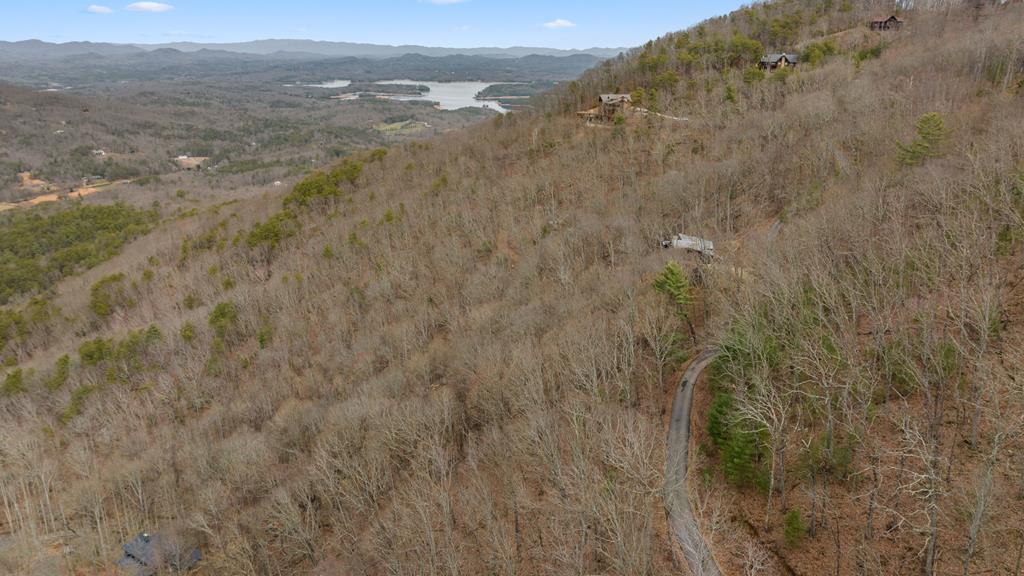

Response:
(139, 40), (627, 59)
(0, 42), (608, 87)
(0, 39), (627, 62)
(0, 40), (145, 60)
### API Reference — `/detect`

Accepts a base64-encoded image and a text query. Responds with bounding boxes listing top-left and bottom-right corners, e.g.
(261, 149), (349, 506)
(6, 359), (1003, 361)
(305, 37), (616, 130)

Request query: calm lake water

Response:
(308, 79), (508, 113)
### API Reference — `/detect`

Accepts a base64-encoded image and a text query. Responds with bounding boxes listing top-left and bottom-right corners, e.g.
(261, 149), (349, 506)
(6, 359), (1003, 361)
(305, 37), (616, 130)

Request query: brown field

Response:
(174, 157), (209, 170)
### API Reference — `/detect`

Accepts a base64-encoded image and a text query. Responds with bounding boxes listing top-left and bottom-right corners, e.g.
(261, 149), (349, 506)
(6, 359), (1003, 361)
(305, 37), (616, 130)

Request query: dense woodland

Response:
(2, 1), (1024, 575)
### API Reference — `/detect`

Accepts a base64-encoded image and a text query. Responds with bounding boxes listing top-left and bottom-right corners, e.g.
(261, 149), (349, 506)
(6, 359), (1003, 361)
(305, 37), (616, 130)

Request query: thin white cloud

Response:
(425, 0), (468, 4)
(543, 19), (576, 29)
(86, 4), (113, 13)
(126, 2), (174, 12)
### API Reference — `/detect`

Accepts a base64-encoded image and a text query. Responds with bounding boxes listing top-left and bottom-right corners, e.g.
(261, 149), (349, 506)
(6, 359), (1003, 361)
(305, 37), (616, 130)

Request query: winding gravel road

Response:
(665, 349), (722, 576)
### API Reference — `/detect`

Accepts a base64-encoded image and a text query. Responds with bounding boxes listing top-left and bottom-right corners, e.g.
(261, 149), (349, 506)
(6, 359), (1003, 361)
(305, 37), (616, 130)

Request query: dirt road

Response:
(665, 349), (722, 576)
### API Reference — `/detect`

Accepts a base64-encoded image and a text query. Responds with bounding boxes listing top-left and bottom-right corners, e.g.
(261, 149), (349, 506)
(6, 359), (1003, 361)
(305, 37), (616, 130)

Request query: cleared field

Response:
(16, 171), (49, 189)
(373, 119), (430, 135)
(0, 179), (132, 212)
(173, 156), (209, 170)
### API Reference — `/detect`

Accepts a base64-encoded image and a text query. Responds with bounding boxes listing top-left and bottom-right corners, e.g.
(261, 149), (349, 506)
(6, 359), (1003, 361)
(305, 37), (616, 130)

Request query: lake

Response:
(309, 79), (508, 113)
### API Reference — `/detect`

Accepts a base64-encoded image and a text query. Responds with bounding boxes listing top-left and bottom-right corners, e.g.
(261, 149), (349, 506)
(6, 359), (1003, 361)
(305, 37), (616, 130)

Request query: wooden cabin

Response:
(577, 93), (633, 123)
(759, 53), (799, 71)
(598, 94), (632, 119)
(869, 15), (904, 30)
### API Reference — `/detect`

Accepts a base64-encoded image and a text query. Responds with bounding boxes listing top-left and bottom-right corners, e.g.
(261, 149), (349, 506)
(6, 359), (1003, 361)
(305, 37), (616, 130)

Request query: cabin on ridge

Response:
(598, 94), (632, 119)
(577, 93), (633, 123)
(869, 15), (904, 31)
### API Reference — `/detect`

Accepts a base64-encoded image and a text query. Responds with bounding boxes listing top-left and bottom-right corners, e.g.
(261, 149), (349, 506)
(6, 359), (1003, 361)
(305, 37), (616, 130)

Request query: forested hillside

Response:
(1, 1), (1023, 575)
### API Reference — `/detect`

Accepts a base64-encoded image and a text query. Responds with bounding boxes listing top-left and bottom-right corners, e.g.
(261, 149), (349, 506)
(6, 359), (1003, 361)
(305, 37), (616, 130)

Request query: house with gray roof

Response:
(116, 532), (200, 576)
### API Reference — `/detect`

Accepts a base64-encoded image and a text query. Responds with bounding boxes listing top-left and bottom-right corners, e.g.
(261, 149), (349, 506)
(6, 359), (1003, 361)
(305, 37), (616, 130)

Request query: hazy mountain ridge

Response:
(0, 51), (602, 87)
(0, 40), (607, 87)
(135, 39), (627, 59)
(0, 39), (146, 60)
(0, 38), (624, 62)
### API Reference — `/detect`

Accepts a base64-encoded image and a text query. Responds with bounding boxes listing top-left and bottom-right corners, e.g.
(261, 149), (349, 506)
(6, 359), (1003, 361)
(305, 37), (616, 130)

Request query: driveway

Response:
(665, 349), (722, 576)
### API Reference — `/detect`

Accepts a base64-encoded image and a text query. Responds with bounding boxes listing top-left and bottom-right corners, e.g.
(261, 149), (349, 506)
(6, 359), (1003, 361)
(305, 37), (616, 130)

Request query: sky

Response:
(0, 1), (748, 49)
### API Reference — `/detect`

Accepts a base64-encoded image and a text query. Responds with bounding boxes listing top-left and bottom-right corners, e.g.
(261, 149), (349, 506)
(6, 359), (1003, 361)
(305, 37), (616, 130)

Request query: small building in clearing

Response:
(759, 53), (800, 71)
(869, 15), (904, 31)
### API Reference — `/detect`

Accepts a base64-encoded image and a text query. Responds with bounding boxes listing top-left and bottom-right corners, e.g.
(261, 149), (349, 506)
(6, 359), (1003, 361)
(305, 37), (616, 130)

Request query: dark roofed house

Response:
(759, 53), (799, 71)
(117, 532), (201, 576)
(870, 15), (904, 30)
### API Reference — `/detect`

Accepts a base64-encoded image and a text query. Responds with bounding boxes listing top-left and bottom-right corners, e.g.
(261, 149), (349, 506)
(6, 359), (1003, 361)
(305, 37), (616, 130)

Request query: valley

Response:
(0, 44), (598, 205)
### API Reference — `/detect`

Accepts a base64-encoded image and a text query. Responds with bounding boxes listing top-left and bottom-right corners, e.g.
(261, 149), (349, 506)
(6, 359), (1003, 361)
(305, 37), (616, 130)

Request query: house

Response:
(759, 53), (800, 71)
(661, 233), (715, 258)
(578, 93), (633, 122)
(869, 15), (904, 31)
(598, 94), (632, 119)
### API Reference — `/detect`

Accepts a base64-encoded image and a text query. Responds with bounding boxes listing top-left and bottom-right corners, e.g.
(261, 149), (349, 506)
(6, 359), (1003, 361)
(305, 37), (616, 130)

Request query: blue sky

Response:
(0, 1), (747, 48)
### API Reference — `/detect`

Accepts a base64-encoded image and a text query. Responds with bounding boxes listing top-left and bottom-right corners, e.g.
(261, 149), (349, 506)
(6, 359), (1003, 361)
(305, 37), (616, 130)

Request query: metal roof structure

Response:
(116, 532), (201, 576)
(599, 94), (632, 104)
(761, 53), (800, 65)
(661, 233), (715, 257)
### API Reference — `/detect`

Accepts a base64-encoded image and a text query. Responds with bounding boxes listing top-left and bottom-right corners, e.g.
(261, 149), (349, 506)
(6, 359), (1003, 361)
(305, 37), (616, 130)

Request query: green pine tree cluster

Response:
(897, 112), (949, 166)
